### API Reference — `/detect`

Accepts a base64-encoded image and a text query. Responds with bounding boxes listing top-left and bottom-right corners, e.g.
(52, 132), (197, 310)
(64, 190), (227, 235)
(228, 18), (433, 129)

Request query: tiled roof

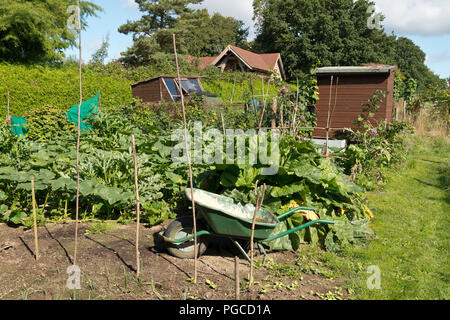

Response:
(228, 46), (280, 72)
(187, 56), (216, 70)
(187, 46), (282, 73)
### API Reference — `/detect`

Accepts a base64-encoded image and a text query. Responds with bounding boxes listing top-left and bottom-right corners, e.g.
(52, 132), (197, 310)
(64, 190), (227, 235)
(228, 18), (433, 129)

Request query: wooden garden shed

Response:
(312, 64), (397, 138)
(131, 75), (206, 103)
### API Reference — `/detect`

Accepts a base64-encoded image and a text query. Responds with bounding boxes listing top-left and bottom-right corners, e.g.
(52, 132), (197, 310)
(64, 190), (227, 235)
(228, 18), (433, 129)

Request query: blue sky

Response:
(65, 0), (450, 79)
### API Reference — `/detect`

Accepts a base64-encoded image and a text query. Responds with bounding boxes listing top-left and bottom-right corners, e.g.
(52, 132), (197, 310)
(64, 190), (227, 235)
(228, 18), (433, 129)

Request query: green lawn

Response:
(304, 135), (449, 300)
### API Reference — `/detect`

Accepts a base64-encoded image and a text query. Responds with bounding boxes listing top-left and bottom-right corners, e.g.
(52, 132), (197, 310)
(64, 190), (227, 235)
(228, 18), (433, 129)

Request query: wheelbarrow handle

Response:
(261, 219), (335, 243)
(277, 206), (316, 221)
(159, 230), (213, 244)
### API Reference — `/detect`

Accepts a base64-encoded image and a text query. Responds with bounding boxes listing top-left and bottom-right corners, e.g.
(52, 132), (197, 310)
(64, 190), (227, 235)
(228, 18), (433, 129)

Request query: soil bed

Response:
(0, 221), (347, 300)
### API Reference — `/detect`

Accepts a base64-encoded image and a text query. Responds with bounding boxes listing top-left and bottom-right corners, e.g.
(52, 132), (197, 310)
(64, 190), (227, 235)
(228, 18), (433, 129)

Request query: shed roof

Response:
(131, 75), (203, 87)
(316, 64), (397, 75)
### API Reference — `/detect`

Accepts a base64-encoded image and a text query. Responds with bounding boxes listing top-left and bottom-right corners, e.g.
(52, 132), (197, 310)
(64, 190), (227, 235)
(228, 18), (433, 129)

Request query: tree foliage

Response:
(118, 0), (203, 62)
(0, 0), (101, 63)
(174, 9), (249, 57)
(252, 0), (444, 90)
(391, 37), (445, 91)
(118, 0), (248, 66)
(90, 34), (110, 65)
(253, 0), (393, 78)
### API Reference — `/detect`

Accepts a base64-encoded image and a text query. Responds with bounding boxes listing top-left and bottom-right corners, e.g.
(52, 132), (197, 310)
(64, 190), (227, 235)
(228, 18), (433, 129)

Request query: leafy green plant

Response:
(337, 90), (416, 190)
(198, 134), (372, 250)
(205, 279), (217, 290)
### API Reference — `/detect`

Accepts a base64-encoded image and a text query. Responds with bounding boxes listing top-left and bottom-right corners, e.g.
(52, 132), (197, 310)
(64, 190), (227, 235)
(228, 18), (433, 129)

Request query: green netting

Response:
(66, 93), (99, 132)
(10, 116), (28, 137)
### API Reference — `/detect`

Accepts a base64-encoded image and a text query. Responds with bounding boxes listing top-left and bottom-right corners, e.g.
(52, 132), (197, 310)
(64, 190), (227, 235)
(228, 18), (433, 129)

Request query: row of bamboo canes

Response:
(28, 27), (267, 299)
(6, 2), (342, 298)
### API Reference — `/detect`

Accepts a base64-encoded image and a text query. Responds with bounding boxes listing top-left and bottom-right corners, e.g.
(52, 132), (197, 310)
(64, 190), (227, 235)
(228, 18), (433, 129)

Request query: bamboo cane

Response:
(249, 183), (266, 288)
(7, 91), (10, 119)
(280, 103), (284, 133)
(220, 112), (226, 135)
(131, 135), (141, 278)
(258, 78), (273, 130)
(98, 90), (101, 114)
(325, 75), (334, 158)
(173, 34), (199, 283)
(328, 77), (340, 129)
(73, 0), (82, 266)
(250, 76), (257, 118)
(271, 97), (277, 129)
(326, 77), (340, 157)
(230, 77), (236, 105)
(265, 78), (271, 107)
(31, 177), (39, 261)
(261, 78), (265, 108)
(292, 78), (300, 135)
(258, 99), (268, 131)
(235, 256), (240, 300)
(6, 91), (11, 126)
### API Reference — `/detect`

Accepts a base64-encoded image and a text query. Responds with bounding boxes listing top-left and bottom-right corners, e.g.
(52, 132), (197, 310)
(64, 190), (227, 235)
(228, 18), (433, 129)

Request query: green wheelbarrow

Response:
(160, 188), (335, 262)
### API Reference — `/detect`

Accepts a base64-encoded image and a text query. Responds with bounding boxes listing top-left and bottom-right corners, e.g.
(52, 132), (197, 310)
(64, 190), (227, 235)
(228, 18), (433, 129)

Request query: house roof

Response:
(224, 46), (281, 72)
(188, 45), (285, 78)
(187, 56), (216, 69)
(212, 45), (283, 73)
(315, 64), (397, 75)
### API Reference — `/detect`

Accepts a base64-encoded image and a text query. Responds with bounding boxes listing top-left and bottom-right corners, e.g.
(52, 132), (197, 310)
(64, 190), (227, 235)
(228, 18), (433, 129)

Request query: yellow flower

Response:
(288, 200), (301, 209)
(302, 210), (320, 221)
(363, 205), (374, 219)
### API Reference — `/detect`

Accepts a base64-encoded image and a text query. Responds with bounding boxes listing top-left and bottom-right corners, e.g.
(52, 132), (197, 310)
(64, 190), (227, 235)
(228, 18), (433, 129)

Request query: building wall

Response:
(132, 79), (161, 103)
(313, 73), (394, 138)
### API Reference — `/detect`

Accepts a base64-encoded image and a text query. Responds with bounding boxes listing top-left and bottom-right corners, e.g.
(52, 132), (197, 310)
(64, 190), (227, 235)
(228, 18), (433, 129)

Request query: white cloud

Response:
(87, 37), (103, 51)
(122, 0), (139, 11)
(193, 0), (256, 37)
(426, 50), (450, 64)
(374, 0), (450, 36)
(121, 0), (450, 38)
(198, 0), (253, 22)
(197, 0), (450, 38)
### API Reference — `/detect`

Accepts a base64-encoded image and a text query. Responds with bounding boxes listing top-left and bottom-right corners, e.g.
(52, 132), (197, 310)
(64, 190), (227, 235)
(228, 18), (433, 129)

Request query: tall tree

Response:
(253, 0), (393, 79)
(175, 9), (249, 57)
(253, 0), (443, 90)
(90, 34), (110, 65)
(118, 0), (203, 61)
(0, 0), (101, 63)
(392, 37), (443, 90)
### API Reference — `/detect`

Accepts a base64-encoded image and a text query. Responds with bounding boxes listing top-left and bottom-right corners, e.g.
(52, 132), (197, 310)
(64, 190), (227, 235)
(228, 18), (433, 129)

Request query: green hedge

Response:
(0, 63), (133, 117)
(0, 62), (290, 118)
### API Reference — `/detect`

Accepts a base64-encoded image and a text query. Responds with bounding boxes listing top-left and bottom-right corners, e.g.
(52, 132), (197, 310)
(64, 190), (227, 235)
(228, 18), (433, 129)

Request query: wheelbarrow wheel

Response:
(164, 216), (209, 259)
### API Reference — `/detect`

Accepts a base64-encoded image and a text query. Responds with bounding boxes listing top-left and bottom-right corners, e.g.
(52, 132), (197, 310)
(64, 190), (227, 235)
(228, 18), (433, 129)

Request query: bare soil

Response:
(0, 221), (348, 300)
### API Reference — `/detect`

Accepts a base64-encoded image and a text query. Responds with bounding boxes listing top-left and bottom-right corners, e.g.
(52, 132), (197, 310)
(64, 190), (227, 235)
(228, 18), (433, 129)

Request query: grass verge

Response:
(300, 134), (449, 300)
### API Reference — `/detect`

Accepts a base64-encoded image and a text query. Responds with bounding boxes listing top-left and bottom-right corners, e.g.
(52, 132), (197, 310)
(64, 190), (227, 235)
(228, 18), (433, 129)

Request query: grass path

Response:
(340, 135), (450, 299)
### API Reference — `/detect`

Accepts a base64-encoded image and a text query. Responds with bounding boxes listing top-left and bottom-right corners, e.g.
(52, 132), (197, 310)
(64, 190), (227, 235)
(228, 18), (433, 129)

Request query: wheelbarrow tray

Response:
(185, 188), (279, 240)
